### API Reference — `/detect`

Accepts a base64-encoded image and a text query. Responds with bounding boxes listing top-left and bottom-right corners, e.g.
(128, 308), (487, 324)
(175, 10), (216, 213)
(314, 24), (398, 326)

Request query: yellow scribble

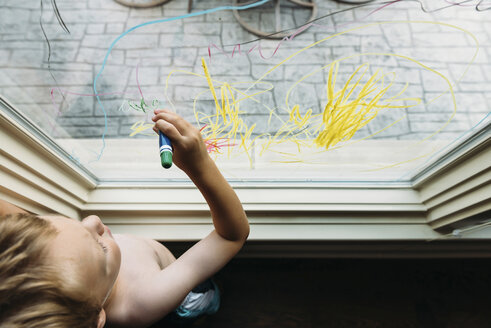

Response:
(257, 60), (420, 157)
(315, 62), (398, 149)
(289, 105), (312, 127)
(156, 20), (479, 170)
(129, 120), (154, 137)
(199, 58), (266, 165)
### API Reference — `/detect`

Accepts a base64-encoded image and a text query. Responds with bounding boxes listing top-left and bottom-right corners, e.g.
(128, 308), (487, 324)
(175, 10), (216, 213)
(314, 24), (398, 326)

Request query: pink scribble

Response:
(208, 23), (313, 61)
(136, 62), (145, 101)
(49, 87), (124, 134)
(205, 138), (237, 153)
(49, 88), (60, 134)
(199, 125), (236, 153)
(49, 87), (132, 134)
(49, 61), (152, 129)
(207, 0), (425, 61)
(445, 0), (474, 6)
(51, 88), (125, 98)
(361, 0), (402, 19)
(311, 0), (402, 32)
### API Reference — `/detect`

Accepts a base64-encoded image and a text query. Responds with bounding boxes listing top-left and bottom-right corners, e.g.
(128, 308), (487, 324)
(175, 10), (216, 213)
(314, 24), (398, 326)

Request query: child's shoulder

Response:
(104, 234), (177, 326)
(114, 234), (177, 269)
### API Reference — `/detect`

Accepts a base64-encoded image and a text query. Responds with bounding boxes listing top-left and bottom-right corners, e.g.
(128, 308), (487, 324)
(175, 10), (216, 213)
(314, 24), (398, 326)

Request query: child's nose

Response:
(82, 215), (105, 236)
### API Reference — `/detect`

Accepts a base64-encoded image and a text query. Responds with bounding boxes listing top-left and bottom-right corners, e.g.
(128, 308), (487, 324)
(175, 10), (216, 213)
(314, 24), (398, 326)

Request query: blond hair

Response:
(0, 213), (101, 328)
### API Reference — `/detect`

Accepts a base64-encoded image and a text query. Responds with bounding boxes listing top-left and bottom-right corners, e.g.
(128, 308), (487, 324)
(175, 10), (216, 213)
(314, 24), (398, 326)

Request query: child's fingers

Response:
(154, 119), (183, 144)
(154, 108), (172, 115)
(152, 112), (193, 136)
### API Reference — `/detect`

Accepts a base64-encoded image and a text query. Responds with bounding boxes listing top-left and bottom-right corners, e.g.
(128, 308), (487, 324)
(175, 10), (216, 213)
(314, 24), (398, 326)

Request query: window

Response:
(1, 0), (489, 242)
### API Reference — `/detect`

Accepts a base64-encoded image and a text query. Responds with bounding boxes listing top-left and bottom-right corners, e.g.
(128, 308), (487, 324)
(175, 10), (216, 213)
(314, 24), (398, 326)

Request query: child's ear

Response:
(97, 309), (106, 328)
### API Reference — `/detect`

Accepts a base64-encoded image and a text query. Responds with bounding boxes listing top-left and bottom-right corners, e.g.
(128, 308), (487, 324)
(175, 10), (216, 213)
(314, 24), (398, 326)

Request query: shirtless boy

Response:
(0, 108), (250, 328)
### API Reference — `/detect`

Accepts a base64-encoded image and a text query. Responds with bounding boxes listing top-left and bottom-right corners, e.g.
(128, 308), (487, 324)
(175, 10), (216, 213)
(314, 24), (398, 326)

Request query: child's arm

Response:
(124, 109), (249, 327)
(0, 199), (29, 216)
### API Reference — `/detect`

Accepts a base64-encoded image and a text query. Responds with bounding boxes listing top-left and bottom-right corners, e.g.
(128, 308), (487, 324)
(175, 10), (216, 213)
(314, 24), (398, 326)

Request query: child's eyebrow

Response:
(37, 214), (73, 221)
(37, 213), (63, 217)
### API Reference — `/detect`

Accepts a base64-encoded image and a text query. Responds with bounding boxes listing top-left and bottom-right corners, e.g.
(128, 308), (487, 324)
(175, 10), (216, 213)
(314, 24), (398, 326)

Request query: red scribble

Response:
(205, 138), (237, 153)
(200, 125), (236, 153)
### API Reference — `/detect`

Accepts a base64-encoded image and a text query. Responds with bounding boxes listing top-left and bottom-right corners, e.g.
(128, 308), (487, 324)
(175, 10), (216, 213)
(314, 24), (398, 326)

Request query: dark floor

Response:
(154, 258), (491, 328)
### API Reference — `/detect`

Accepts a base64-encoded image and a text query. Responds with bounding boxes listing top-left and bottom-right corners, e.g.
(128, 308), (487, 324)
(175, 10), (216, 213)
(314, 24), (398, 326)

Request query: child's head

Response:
(0, 213), (121, 328)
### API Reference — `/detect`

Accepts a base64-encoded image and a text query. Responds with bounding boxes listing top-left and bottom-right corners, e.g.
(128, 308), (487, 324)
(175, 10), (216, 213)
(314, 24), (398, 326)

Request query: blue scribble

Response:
(93, 0), (271, 161)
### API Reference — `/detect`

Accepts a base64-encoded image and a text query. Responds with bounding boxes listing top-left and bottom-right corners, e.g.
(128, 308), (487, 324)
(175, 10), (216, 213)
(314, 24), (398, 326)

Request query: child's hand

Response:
(152, 109), (211, 176)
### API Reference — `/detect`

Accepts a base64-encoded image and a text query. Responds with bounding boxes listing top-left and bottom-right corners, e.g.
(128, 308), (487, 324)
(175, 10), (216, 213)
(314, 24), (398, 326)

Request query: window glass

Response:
(1, 0), (489, 182)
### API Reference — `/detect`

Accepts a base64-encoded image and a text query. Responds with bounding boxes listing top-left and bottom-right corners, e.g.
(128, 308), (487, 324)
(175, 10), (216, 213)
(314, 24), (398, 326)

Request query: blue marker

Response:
(159, 131), (173, 169)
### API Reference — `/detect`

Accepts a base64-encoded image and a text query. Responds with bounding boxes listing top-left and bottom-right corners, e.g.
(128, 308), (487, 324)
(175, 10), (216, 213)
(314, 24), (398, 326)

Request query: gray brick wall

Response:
(0, 0), (489, 143)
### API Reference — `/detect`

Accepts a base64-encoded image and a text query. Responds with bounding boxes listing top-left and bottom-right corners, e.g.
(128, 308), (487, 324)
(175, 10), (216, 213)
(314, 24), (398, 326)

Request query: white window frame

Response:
(1, 96), (490, 249)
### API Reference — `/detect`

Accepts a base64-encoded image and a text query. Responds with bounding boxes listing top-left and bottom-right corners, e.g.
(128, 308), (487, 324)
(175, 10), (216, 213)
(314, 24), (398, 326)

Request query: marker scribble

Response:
(41, 0), (485, 171)
(156, 19), (479, 170)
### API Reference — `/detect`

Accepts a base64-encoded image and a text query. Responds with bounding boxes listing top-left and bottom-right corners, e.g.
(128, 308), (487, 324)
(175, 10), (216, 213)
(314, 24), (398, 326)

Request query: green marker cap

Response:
(160, 151), (173, 169)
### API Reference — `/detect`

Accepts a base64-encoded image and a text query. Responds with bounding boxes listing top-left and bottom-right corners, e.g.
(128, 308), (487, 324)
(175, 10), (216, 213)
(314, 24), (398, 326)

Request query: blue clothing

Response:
(163, 279), (220, 326)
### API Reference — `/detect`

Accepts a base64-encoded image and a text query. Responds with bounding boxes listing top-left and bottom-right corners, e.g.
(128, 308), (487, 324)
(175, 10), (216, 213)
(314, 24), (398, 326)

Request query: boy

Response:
(0, 108), (250, 328)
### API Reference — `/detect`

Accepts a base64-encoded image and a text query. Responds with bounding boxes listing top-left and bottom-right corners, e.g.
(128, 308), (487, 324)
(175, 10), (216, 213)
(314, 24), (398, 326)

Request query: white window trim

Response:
(1, 96), (489, 245)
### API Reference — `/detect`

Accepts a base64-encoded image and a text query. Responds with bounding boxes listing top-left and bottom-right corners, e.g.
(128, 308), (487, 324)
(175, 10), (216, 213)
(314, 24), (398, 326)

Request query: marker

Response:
(159, 131), (173, 169)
